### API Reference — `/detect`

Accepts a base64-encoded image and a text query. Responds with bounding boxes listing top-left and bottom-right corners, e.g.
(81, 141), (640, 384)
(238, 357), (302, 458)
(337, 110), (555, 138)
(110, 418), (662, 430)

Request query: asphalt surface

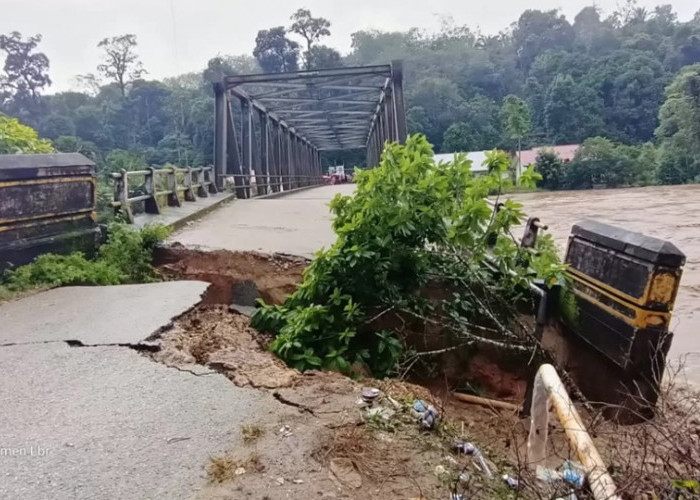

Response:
(0, 282), (209, 346)
(168, 184), (355, 257)
(0, 282), (280, 500)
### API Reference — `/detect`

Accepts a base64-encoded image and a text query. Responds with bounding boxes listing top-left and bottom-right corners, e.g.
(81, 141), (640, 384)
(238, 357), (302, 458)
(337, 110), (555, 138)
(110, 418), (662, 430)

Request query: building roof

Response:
(518, 144), (580, 167)
(434, 151), (490, 172)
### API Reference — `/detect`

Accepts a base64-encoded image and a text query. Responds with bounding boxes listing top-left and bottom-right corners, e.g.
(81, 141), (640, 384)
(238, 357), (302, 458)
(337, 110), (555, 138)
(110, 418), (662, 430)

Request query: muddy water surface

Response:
(510, 185), (700, 383)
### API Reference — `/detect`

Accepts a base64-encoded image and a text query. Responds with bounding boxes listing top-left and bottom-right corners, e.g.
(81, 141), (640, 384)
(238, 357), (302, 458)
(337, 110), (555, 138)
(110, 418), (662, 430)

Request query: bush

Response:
(252, 135), (560, 378)
(535, 150), (565, 189)
(1, 224), (171, 294)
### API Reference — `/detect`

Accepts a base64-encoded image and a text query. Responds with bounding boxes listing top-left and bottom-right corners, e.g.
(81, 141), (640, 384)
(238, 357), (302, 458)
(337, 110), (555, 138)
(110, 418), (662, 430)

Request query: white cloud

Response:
(1, 0), (697, 92)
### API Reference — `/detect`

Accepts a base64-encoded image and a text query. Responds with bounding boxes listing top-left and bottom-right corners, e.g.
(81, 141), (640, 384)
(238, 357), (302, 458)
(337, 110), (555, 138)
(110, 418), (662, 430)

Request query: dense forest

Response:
(1, 2), (700, 188)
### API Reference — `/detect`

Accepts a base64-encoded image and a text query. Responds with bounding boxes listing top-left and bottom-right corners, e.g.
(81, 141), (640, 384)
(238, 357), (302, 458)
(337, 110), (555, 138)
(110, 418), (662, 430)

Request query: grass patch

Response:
(241, 424), (264, 443)
(0, 223), (171, 300)
(207, 453), (265, 483)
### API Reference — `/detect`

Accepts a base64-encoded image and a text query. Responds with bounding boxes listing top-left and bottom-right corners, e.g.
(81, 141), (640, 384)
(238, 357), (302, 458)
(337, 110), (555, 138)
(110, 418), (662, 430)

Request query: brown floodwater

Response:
(509, 185), (700, 383)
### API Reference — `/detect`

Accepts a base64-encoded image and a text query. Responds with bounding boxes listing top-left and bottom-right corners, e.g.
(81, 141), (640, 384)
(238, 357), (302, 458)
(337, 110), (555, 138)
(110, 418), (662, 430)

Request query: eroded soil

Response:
(150, 244), (700, 498)
(150, 305), (542, 500)
(155, 245), (308, 306)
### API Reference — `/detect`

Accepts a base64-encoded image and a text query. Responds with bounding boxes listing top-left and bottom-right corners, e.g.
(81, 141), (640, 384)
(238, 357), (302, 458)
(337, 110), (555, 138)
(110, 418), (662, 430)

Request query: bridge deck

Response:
(168, 184), (355, 257)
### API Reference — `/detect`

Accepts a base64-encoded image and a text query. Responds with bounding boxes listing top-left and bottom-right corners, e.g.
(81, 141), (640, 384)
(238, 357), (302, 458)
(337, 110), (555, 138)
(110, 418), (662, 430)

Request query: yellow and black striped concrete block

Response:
(562, 220), (684, 374)
(0, 153), (99, 269)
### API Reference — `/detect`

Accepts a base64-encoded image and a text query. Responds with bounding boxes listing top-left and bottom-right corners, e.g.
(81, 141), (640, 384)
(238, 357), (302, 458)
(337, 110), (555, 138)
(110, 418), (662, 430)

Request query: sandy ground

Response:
(509, 185), (700, 383)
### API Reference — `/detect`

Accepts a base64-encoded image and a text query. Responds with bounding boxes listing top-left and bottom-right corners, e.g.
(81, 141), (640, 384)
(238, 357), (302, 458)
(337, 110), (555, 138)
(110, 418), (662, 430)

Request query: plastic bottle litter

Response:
(562, 460), (586, 488)
(450, 494), (465, 500)
(452, 440), (493, 479)
(420, 406), (439, 429)
(536, 465), (563, 483)
(502, 474), (520, 489)
(452, 440), (477, 455)
(413, 400), (427, 413)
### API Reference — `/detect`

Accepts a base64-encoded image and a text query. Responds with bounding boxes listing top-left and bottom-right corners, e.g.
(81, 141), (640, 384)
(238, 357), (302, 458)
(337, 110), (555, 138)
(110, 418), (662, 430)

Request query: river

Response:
(509, 185), (700, 383)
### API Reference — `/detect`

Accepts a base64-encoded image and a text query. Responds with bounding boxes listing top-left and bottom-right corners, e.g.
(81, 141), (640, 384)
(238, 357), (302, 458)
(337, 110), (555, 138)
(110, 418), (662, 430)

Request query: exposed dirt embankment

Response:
(155, 244), (308, 305)
(151, 304), (529, 500)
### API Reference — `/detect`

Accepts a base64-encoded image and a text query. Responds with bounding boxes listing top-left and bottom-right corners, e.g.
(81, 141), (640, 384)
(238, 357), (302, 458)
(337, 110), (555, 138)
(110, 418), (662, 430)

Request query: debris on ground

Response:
(148, 300), (699, 499)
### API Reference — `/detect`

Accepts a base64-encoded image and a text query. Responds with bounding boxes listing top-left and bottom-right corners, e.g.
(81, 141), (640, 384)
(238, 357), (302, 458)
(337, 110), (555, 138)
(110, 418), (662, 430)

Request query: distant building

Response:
(433, 151), (492, 175)
(514, 144), (581, 177)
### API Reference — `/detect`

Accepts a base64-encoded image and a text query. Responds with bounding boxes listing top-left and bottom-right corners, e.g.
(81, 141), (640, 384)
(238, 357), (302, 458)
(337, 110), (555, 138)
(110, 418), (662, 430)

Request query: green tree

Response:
(203, 55), (260, 82)
(0, 31), (52, 121)
(655, 63), (700, 160)
(501, 95), (531, 175)
(544, 74), (605, 143)
(253, 27), (300, 73)
(97, 35), (146, 97)
(38, 114), (75, 139)
(535, 149), (565, 189)
(513, 10), (575, 70)
(305, 45), (343, 70)
(442, 122), (479, 152)
(0, 113), (53, 153)
(289, 9), (332, 69)
(655, 63), (700, 184)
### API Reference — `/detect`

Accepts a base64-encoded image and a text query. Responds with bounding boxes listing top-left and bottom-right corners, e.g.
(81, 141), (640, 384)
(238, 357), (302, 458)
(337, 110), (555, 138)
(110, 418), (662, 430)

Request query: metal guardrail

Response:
(221, 173), (325, 198)
(111, 166), (217, 223)
(111, 167), (326, 223)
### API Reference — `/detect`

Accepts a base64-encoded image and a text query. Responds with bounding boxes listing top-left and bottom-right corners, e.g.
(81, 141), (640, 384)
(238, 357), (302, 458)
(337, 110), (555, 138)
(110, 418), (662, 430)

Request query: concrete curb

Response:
(167, 192), (237, 231)
(159, 184), (331, 231)
(253, 183), (328, 200)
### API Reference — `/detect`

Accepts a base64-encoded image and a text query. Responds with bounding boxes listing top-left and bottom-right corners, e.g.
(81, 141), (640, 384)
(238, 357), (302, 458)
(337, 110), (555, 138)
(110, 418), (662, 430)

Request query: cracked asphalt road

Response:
(0, 282), (281, 500)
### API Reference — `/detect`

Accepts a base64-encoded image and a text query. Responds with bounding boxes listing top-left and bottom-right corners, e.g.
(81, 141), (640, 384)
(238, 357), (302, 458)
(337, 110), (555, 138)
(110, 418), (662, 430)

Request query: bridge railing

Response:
(111, 166), (217, 223)
(111, 167), (326, 223)
(221, 173), (325, 197)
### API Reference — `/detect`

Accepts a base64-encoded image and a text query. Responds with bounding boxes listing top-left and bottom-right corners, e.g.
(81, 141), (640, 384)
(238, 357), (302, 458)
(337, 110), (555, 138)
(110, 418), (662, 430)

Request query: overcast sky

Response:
(1, 0), (698, 92)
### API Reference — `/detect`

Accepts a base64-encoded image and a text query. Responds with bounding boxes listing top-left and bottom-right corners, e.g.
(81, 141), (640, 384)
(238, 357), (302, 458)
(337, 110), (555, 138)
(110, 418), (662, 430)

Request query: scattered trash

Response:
(386, 395), (402, 409)
(413, 400), (428, 414)
(275, 477), (285, 486)
(554, 491), (578, 500)
(502, 474), (520, 489)
(459, 472), (470, 483)
(234, 467), (246, 476)
(411, 399), (439, 429)
(362, 388), (381, 403)
(536, 465), (562, 483)
(452, 440), (493, 478)
(443, 455), (459, 466)
(419, 405), (439, 430)
(434, 465), (448, 479)
(278, 425), (293, 438)
(293, 479), (304, 484)
(450, 494), (465, 500)
(365, 406), (395, 421)
(562, 460), (586, 488)
(452, 440), (477, 455)
(536, 461), (586, 488)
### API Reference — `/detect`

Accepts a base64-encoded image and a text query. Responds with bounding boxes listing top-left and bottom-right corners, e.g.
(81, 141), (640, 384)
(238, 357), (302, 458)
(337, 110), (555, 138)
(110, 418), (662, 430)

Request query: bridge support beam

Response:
(214, 62), (407, 184)
(214, 82), (226, 190)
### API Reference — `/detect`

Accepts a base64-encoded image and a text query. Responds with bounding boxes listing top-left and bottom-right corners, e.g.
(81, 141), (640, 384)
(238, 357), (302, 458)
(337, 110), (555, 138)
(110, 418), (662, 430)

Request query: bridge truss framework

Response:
(213, 61), (407, 196)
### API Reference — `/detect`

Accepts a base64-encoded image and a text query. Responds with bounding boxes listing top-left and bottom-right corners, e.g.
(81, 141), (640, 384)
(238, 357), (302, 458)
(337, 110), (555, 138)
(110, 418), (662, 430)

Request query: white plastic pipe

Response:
(527, 364), (620, 500)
